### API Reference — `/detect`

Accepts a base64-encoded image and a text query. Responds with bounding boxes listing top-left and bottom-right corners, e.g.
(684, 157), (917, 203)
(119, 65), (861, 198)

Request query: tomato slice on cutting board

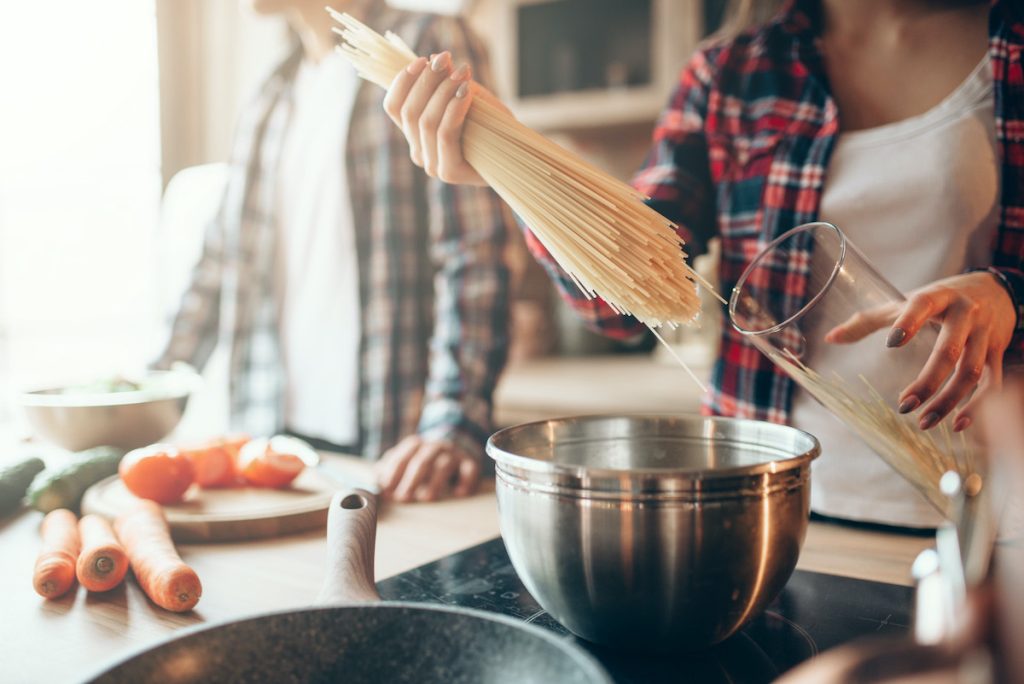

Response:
(236, 436), (312, 488)
(181, 434), (250, 488)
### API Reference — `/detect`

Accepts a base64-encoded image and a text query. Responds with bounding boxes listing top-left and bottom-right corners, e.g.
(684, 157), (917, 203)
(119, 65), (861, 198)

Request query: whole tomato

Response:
(182, 434), (250, 488)
(119, 444), (195, 504)
(237, 436), (310, 488)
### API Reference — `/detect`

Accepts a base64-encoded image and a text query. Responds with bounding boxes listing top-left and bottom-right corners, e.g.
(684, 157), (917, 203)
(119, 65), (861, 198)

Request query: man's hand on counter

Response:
(375, 435), (480, 502)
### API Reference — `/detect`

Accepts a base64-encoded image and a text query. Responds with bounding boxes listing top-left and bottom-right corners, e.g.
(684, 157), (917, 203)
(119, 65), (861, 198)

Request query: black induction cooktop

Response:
(377, 537), (913, 683)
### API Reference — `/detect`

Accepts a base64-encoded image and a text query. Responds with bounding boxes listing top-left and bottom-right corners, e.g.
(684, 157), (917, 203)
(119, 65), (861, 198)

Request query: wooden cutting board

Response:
(81, 467), (345, 543)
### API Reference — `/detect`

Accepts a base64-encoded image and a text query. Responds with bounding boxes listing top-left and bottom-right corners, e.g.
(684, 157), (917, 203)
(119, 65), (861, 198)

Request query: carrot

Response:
(76, 514), (129, 592)
(33, 509), (80, 599)
(115, 500), (202, 612)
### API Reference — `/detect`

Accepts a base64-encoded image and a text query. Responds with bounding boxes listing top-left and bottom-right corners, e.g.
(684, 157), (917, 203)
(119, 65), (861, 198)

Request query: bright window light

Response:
(0, 1), (162, 423)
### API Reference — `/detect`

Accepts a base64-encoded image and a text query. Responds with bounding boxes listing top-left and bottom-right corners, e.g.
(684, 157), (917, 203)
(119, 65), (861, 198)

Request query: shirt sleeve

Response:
(412, 16), (514, 458)
(516, 47), (720, 340)
(151, 208), (225, 373)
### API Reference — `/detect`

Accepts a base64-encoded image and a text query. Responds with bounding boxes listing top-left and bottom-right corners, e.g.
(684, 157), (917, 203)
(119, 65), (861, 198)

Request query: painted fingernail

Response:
(456, 81), (469, 98)
(953, 416), (972, 432)
(431, 52), (450, 72)
(406, 57), (427, 75)
(898, 396), (920, 414)
(919, 412), (940, 430)
(450, 63), (470, 81)
(886, 328), (906, 348)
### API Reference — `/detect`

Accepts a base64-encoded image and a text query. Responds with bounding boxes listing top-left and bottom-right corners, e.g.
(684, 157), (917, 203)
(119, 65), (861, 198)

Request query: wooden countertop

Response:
(2, 454), (932, 684)
(493, 353), (711, 426)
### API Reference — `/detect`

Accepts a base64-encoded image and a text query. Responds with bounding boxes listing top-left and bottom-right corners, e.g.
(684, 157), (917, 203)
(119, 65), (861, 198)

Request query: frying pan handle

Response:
(316, 489), (382, 604)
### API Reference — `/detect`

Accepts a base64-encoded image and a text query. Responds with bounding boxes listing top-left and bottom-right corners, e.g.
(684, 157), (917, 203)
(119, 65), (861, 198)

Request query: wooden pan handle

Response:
(316, 489), (381, 604)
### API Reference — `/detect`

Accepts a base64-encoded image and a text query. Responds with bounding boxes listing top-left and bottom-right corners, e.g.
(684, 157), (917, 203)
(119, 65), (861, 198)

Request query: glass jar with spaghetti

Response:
(729, 221), (980, 519)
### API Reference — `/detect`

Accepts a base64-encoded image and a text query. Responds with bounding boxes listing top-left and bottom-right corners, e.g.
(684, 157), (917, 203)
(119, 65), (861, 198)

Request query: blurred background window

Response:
(0, 1), (162, 425)
(0, 1), (289, 434)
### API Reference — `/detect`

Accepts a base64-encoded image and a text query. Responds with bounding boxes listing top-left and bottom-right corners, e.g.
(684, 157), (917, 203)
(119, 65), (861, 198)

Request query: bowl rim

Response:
(486, 413), (820, 480)
(19, 370), (200, 408)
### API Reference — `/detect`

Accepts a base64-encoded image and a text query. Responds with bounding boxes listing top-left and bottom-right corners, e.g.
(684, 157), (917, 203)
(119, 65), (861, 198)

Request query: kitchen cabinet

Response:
(485, 0), (729, 131)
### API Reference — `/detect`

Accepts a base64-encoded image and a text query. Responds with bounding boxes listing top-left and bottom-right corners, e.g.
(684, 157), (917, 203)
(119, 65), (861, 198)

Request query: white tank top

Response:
(275, 54), (361, 445)
(793, 54), (1000, 528)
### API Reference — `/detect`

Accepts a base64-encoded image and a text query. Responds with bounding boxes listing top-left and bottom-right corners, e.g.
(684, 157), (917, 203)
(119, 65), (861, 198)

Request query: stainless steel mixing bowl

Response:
(486, 414), (820, 651)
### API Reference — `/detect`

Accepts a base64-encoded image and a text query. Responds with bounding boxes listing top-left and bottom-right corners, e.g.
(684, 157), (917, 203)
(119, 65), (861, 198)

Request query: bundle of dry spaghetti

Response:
(775, 349), (976, 518)
(328, 10), (719, 331)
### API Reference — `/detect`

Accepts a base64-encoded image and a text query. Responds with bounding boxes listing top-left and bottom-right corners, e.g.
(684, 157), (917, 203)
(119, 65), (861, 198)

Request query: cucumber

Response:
(26, 446), (125, 513)
(0, 456), (46, 516)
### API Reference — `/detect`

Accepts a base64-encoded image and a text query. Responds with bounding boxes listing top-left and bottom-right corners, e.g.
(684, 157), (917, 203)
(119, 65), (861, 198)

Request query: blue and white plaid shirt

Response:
(156, 5), (515, 461)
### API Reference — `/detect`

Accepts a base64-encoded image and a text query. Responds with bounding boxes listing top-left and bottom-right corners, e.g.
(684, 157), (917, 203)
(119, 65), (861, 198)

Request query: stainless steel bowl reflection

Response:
(20, 370), (199, 452)
(486, 414), (820, 651)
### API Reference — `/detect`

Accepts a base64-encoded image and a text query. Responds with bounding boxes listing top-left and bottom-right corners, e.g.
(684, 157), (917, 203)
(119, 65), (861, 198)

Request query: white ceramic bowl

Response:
(19, 369), (202, 452)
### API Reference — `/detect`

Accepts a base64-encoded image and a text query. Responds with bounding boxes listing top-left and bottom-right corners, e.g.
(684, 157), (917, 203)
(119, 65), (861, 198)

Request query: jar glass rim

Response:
(728, 221), (847, 337)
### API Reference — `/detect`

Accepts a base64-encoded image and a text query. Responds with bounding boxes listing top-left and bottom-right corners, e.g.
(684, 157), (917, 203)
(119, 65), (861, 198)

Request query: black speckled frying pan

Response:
(86, 490), (611, 684)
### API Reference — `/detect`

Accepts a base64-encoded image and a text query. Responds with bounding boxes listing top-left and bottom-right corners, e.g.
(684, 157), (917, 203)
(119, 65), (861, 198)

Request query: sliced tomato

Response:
(119, 444), (195, 504)
(182, 444), (235, 488)
(236, 436), (310, 488)
(182, 434), (250, 488)
(215, 433), (251, 461)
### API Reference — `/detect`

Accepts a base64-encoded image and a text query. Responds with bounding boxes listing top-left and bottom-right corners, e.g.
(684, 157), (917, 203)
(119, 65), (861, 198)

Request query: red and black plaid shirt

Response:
(522, 0), (1024, 424)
